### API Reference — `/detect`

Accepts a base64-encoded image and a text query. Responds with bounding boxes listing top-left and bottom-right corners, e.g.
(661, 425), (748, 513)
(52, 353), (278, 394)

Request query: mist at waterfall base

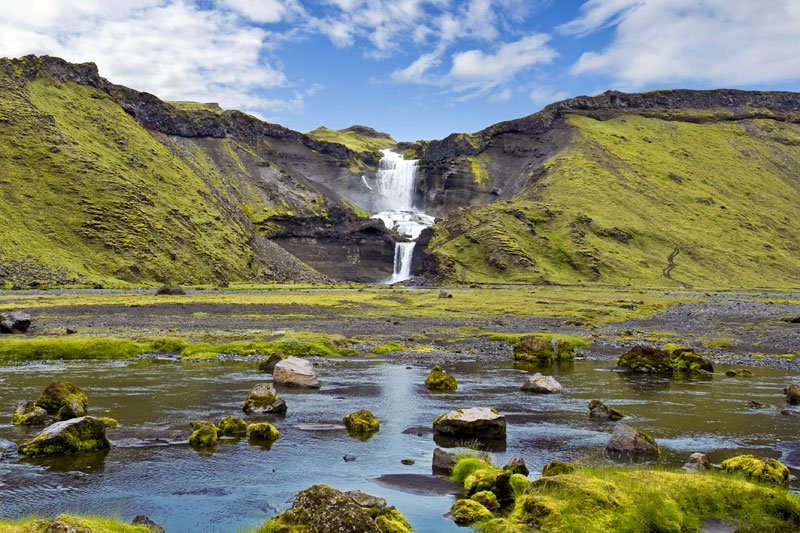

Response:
(370, 150), (434, 284)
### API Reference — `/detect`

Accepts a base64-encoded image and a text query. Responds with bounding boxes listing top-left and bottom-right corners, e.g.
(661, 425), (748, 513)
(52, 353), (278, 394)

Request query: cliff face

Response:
(0, 55), (393, 286)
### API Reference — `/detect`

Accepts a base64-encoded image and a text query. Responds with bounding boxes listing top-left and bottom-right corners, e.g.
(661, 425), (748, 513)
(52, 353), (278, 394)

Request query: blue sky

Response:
(2, 1), (799, 141)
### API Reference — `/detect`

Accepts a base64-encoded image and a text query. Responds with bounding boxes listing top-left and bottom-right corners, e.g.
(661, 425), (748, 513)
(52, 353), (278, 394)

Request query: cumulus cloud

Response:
(564, 0), (800, 88)
(0, 0), (302, 116)
(217, 0), (305, 23)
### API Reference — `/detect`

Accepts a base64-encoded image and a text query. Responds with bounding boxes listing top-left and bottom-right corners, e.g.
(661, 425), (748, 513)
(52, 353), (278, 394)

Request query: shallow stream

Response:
(1, 358), (798, 532)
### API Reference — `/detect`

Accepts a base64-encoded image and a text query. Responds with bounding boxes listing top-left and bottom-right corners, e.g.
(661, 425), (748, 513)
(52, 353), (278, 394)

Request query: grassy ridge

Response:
(306, 126), (396, 154)
(429, 113), (800, 287)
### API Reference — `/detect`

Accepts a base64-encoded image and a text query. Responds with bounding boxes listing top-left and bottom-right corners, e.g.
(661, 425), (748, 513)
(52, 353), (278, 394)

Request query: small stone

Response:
(343, 453), (357, 462)
(12, 401), (48, 426)
(401, 458), (415, 465)
(683, 452), (711, 472)
(425, 365), (458, 392)
(725, 368), (753, 377)
(247, 422), (280, 443)
(606, 424), (659, 457)
(242, 383), (287, 415)
(521, 373), (562, 394)
(432, 447), (457, 476)
(747, 400), (767, 409)
(65, 327), (78, 335)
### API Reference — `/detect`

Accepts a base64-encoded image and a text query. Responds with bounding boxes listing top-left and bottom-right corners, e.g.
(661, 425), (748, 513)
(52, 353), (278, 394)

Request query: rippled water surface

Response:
(1, 358), (798, 532)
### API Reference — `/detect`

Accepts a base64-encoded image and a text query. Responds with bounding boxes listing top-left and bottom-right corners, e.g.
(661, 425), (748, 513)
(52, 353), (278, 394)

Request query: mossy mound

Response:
(448, 456), (800, 531)
(12, 401), (48, 426)
(19, 416), (111, 457)
(721, 455), (790, 486)
(218, 416), (247, 436)
(617, 345), (713, 376)
(470, 490), (500, 511)
(257, 484), (412, 533)
(725, 368), (753, 377)
(512, 337), (556, 365)
(450, 499), (493, 525)
(511, 334), (587, 365)
(343, 410), (380, 439)
(247, 422), (280, 443)
(588, 400), (625, 421)
(34, 380), (89, 417)
(541, 461), (575, 477)
(188, 420), (219, 449)
(424, 365), (458, 392)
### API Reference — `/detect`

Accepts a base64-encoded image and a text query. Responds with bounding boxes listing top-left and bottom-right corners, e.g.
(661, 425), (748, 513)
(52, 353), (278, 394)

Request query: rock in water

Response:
(218, 416), (248, 436)
(258, 353), (283, 373)
(248, 422), (280, 443)
(343, 410), (380, 439)
(433, 407), (506, 439)
(785, 384), (800, 405)
(588, 400), (625, 420)
(188, 421), (219, 449)
(521, 373), (562, 394)
(432, 447), (457, 476)
(512, 337), (556, 365)
(616, 345), (713, 376)
(721, 455), (789, 486)
(273, 356), (321, 388)
(18, 416), (111, 456)
(725, 368), (753, 377)
(503, 454), (529, 476)
(683, 452), (711, 472)
(34, 381), (89, 418)
(242, 383), (287, 415)
(263, 484), (412, 533)
(12, 401), (48, 426)
(606, 424), (660, 457)
(424, 365), (458, 392)
(0, 311), (31, 333)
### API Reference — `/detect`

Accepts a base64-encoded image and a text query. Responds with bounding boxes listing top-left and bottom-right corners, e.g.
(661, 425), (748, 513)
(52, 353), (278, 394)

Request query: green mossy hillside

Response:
(0, 515), (152, 533)
(306, 126), (396, 155)
(428, 113), (800, 287)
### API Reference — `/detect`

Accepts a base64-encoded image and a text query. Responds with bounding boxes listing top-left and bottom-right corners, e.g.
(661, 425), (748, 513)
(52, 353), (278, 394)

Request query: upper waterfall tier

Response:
(374, 149), (419, 212)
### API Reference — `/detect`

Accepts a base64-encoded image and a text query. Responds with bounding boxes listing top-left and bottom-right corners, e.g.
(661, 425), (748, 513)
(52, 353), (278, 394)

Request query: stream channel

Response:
(1, 358), (798, 531)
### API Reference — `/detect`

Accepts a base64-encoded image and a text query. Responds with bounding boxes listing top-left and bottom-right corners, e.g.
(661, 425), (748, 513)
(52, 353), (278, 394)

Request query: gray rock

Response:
(242, 383), (287, 415)
(18, 416), (111, 457)
(273, 356), (321, 388)
(683, 452), (711, 472)
(588, 400), (625, 420)
(12, 401), (48, 426)
(606, 424), (659, 457)
(432, 447), (457, 476)
(433, 407), (506, 439)
(503, 454), (529, 476)
(0, 311), (31, 333)
(521, 373), (563, 394)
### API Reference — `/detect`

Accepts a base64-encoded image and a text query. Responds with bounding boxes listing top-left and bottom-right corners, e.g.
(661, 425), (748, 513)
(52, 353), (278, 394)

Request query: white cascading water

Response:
(370, 149), (434, 283)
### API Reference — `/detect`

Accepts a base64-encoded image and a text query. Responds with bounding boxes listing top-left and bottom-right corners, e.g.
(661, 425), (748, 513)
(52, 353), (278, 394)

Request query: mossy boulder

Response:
(785, 384), (800, 405)
(188, 420), (219, 449)
(606, 424), (660, 457)
(424, 365), (457, 392)
(541, 461), (575, 477)
(512, 336), (556, 365)
(247, 422), (280, 442)
(721, 455), (789, 486)
(18, 416), (111, 457)
(242, 383), (287, 415)
(450, 498), (493, 525)
(12, 401), (48, 426)
(34, 380), (89, 418)
(588, 400), (625, 421)
(617, 345), (713, 376)
(258, 353), (283, 373)
(218, 415), (247, 436)
(433, 407), (506, 439)
(470, 490), (500, 511)
(260, 484), (412, 533)
(343, 410), (380, 439)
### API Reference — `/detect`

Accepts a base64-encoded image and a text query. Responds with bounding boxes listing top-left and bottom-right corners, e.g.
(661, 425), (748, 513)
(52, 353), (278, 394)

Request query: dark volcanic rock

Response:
(0, 311), (31, 333)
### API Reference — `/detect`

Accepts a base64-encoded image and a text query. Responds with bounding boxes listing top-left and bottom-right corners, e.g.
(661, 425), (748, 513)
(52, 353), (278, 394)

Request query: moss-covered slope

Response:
(425, 103), (800, 288)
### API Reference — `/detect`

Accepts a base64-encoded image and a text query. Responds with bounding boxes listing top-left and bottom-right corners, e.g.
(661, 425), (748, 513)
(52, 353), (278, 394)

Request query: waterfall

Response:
(370, 149), (434, 283)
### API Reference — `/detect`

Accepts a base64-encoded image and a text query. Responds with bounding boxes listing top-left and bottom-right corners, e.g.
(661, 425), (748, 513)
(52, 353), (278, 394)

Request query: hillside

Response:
(0, 55), (397, 287)
(419, 91), (800, 287)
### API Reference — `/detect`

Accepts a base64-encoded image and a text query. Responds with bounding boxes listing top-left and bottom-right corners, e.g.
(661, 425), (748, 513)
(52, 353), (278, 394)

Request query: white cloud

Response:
(449, 34), (556, 90)
(529, 86), (568, 106)
(488, 87), (513, 103)
(566, 0), (800, 88)
(391, 51), (441, 83)
(217, 0), (305, 23)
(0, 1), (302, 116)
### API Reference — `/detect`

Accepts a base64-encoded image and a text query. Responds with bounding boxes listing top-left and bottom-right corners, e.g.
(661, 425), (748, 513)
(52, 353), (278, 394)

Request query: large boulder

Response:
(242, 383), (287, 415)
(18, 416), (111, 456)
(617, 345), (713, 376)
(521, 373), (562, 394)
(273, 356), (321, 388)
(0, 311), (31, 333)
(262, 484), (412, 533)
(606, 424), (660, 457)
(785, 384), (800, 405)
(343, 410), (380, 440)
(433, 407), (506, 439)
(588, 400), (625, 420)
(721, 455), (789, 486)
(34, 381), (89, 420)
(425, 365), (458, 392)
(12, 401), (48, 426)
